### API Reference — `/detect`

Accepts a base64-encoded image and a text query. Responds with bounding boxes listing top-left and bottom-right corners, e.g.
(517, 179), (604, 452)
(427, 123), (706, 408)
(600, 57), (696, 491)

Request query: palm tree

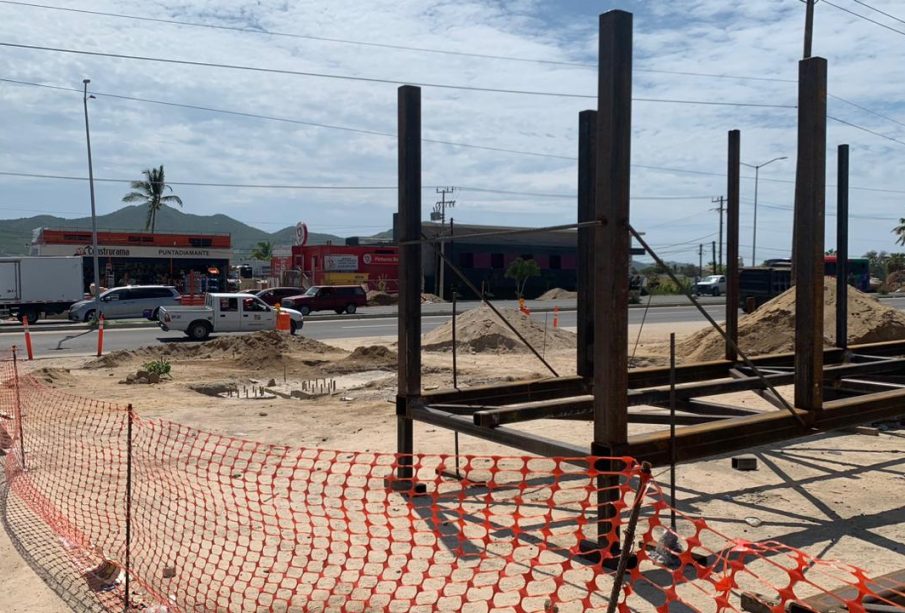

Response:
(251, 241), (273, 261)
(893, 218), (905, 246)
(121, 165), (183, 232)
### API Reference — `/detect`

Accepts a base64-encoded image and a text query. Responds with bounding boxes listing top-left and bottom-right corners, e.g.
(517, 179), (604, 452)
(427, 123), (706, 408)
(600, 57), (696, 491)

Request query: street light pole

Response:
(742, 156), (787, 266)
(82, 79), (102, 320)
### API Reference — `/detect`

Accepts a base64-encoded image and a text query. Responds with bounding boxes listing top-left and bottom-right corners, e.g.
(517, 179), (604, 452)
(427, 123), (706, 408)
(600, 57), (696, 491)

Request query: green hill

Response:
(0, 205), (344, 256)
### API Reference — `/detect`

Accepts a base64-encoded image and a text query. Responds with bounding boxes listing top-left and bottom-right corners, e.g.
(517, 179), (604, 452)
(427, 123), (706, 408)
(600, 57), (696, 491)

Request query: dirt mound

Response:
(423, 306), (576, 353)
(346, 345), (397, 362)
(677, 278), (905, 362)
(367, 290), (398, 306)
(326, 344), (398, 374)
(421, 293), (444, 303)
(86, 331), (342, 370)
(538, 288), (577, 301)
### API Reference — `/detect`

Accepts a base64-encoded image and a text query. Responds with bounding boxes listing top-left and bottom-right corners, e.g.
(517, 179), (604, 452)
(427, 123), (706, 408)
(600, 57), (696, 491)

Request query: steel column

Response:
(577, 110), (597, 379)
(726, 129), (741, 362)
(836, 144), (849, 349)
(793, 57), (827, 411)
(396, 85), (422, 480)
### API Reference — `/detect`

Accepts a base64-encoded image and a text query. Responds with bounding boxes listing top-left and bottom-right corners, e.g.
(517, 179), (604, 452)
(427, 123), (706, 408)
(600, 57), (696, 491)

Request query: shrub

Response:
(143, 358), (172, 378)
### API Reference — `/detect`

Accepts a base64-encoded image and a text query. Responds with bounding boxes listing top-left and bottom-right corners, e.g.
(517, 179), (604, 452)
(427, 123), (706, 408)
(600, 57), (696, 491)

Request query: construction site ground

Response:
(3, 301), (905, 611)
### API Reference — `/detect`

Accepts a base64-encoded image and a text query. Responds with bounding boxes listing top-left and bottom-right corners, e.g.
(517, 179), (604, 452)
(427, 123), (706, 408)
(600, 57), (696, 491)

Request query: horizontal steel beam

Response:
(625, 387), (905, 466)
(409, 403), (587, 458)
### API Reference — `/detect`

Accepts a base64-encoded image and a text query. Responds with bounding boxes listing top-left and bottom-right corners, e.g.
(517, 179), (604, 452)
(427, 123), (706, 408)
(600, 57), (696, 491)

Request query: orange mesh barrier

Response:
(1, 352), (904, 612)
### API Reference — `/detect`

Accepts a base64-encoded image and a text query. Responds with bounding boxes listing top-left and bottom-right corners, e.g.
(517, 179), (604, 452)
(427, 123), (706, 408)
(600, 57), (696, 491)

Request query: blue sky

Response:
(0, 0), (904, 264)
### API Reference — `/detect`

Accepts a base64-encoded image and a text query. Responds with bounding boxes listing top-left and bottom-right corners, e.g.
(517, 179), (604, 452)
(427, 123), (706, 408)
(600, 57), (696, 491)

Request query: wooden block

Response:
(732, 456), (758, 471)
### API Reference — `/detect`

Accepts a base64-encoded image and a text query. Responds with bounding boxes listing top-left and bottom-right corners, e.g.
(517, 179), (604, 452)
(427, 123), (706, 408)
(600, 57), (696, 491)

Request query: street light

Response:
(741, 156), (787, 266)
(82, 79), (102, 321)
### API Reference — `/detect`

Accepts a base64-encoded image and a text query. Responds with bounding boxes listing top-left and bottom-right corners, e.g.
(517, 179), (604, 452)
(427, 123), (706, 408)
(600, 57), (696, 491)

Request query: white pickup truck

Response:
(158, 293), (304, 340)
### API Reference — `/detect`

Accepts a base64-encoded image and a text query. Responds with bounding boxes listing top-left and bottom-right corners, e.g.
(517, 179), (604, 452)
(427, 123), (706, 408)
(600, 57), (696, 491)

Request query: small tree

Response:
(505, 257), (541, 298)
(251, 241), (273, 261)
(893, 218), (905, 246)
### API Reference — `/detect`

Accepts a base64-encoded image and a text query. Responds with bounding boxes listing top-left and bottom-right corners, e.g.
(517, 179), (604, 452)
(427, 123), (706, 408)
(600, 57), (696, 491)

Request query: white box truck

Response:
(0, 256), (85, 324)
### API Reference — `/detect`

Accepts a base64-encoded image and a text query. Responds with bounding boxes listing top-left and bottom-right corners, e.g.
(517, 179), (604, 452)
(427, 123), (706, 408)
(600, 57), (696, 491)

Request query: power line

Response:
(822, 0), (905, 36)
(0, 40), (797, 108)
(0, 170), (711, 200)
(828, 114), (905, 147)
(829, 93), (905, 130)
(849, 0), (905, 26)
(0, 0), (801, 85)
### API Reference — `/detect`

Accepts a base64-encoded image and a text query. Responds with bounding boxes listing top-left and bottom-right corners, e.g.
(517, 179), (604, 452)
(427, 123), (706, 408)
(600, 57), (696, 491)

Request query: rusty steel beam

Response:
(836, 144), (850, 349)
(577, 110), (597, 379)
(396, 84), (422, 481)
(793, 56), (827, 411)
(626, 387), (905, 466)
(409, 403), (587, 459)
(726, 129), (740, 362)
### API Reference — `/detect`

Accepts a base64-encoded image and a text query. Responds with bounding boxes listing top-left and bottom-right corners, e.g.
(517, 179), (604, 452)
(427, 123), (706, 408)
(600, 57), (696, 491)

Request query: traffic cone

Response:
(553, 306), (559, 329)
(22, 318), (34, 360)
(96, 314), (105, 357)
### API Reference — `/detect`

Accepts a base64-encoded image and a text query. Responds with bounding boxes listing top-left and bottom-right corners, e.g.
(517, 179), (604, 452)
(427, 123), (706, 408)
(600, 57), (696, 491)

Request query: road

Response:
(5, 296), (905, 358)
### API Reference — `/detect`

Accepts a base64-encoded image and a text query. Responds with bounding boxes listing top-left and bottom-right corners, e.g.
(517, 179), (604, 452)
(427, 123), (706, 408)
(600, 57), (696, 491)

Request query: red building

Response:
(289, 243), (398, 291)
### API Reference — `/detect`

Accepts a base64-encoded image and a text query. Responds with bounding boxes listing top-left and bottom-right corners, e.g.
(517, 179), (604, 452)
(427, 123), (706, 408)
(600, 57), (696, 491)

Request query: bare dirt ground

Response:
(3, 311), (905, 610)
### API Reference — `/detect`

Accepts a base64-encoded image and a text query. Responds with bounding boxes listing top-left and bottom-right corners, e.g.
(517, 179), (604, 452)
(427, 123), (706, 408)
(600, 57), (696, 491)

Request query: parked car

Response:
(158, 292), (304, 340)
(255, 287), (306, 306)
(693, 275), (727, 297)
(281, 285), (367, 315)
(69, 285), (181, 322)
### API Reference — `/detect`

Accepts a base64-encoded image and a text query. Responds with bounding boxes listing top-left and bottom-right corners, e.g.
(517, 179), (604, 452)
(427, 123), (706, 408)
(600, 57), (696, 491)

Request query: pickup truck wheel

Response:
(188, 321), (211, 341)
(290, 320), (298, 336)
(18, 309), (39, 325)
(300, 306), (311, 316)
(83, 309), (96, 323)
(712, 288), (721, 297)
(345, 303), (357, 315)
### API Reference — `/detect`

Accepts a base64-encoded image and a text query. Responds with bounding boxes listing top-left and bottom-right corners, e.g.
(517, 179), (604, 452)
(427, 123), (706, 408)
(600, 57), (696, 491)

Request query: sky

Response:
(1, 0), (904, 265)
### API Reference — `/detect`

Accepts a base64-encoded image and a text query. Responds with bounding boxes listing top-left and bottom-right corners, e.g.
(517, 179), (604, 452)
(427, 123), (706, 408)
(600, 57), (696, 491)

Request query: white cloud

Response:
(0, 0), (903, 261)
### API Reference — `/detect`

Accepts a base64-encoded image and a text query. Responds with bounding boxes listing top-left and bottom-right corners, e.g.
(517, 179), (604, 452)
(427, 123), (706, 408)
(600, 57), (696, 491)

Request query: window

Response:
(150, 288), (176, 298)
(190, 237), (213, 247)
(549, 255), (562, 270)
(459, 253), (474, 269)
(243, 298), (268, 312)
(491, 253), (504, 269)
(219, 297), (238, 312)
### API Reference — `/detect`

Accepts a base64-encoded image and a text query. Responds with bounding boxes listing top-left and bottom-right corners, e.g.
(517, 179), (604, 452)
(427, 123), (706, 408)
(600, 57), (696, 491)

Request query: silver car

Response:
(69, 285), (181, 322)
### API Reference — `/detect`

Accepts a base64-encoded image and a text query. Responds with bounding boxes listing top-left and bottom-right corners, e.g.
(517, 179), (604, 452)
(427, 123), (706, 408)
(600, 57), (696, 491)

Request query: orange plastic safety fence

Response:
(1, 355), (904, 612)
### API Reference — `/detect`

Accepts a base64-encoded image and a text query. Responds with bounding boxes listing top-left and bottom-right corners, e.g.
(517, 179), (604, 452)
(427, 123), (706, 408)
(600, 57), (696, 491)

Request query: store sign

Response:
(362, 252), (399, 266)
(38, 243), (231, 260)
(324, 254), (358, 272)
(295, 222), (308, 247)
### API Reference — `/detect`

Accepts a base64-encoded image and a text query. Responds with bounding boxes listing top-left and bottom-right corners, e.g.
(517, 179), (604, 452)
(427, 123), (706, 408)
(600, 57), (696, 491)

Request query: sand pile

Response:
(423, 306), (576, 353)
(367, 290), (398, 306)
(677, 278), (905, 362)
(327, 345), (398, 374)
(538, 288), (577, 300)
(87, 331), (341, 370)
(421, 293), (444, 303)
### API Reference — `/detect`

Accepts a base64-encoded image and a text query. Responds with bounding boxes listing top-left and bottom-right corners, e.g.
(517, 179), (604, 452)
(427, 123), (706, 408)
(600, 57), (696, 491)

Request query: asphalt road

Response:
(6, 296), (905, 359)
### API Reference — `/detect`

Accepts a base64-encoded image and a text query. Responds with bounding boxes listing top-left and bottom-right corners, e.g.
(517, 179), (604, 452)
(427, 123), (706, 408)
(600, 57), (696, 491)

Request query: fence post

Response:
(11, 345), (25, 471)
(124, 403), (133, 612)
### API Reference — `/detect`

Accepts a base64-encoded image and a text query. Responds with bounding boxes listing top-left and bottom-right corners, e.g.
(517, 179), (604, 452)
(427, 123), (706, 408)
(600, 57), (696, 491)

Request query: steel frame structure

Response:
(394, 11), (905, 485)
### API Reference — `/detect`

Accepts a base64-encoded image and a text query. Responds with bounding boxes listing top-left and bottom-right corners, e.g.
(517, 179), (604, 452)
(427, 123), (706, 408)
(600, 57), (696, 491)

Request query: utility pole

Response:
(82, 79), (101, 321)
(711, 196), (725, 270)
(698, 243), (703, 279)
(432, 187), (455, 300)
(803, 0), (817, 59)
(712, 241), (717, 274)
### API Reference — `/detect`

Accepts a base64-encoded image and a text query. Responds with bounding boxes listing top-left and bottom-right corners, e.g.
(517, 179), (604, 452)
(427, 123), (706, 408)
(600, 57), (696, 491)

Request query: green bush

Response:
(143, 358), (172, 378)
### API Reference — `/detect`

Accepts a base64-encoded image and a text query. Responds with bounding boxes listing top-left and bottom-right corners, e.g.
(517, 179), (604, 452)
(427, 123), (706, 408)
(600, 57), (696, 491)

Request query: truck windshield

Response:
(704, 276), (722, 283)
